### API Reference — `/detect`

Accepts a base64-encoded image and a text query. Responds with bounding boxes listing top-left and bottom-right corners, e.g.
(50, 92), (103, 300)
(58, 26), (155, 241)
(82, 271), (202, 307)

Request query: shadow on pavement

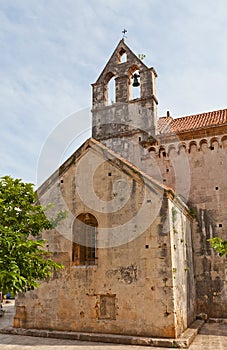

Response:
(199, 322), (227, 337)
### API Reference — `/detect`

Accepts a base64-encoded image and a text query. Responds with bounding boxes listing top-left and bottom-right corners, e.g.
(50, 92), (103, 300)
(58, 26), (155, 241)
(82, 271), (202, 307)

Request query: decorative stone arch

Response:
(159, 146), (167, 158)
(199, 139), (208, 152)
(72, 213), (98, 266)
(167, 144), (177, 157)
(221, 135), (227, 149)
(148, 146), (157, 155)
(128, 64), (140, 76)
(188, 141), (198, 154)
(177, 143), (187, 154)
(210, 137), (219, 150)
(103, 71), (116, 84)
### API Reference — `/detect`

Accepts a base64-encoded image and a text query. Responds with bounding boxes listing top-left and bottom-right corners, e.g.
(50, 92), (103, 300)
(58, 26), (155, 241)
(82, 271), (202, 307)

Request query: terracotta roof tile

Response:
(158, 108), (227, 134)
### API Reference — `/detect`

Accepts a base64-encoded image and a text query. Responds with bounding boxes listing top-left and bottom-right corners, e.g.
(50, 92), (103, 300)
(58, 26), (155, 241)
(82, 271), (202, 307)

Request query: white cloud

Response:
(0, 0), (227, 183)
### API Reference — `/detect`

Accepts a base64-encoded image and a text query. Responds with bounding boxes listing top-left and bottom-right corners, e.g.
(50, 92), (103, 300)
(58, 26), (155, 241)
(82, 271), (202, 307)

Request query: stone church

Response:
(14, 40), (227, 340)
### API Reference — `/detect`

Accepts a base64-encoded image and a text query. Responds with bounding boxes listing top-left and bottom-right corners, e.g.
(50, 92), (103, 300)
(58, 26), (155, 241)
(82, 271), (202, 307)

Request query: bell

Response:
(132, 73), (140, 87)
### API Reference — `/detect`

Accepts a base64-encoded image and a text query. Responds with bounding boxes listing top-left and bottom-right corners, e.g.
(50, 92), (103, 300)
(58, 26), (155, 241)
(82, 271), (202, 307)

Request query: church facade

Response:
(14, 40), (227, 339)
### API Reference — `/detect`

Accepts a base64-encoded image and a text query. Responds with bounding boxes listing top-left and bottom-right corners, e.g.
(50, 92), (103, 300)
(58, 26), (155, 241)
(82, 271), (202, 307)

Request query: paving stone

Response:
(0, 302), (227, 349)
(0, 331), (227, 350)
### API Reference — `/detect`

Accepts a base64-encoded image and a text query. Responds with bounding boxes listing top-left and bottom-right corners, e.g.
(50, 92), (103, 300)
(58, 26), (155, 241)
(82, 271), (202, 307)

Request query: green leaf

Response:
(208, 237), (227, 257)
(0, 176), (65, 294)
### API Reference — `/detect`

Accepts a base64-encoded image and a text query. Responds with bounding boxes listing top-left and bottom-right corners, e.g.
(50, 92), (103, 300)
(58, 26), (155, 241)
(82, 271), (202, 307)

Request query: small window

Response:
(118, 49), (127, 63)
(72, 214), (98, 266)
(120, 52), (127, 63)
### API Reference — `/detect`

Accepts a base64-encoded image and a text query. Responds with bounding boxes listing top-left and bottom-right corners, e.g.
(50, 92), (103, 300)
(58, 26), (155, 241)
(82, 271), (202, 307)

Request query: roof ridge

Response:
(159, 107), (227, 121)
(158, 108), (227, 134)
(89, 138), (174, 193)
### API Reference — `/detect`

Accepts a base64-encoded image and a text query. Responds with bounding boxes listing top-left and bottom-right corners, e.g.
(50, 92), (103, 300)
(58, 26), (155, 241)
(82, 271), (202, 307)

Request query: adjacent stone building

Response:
(14, 39), (227, 338)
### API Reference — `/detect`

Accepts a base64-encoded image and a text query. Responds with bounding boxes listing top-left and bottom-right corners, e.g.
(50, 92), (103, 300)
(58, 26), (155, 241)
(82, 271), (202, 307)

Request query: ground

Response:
(0, 301), (226, 349)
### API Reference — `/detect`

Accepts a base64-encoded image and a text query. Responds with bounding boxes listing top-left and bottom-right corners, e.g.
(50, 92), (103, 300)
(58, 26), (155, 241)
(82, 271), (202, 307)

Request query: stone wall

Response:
(140, 131), (227, 318)
(99, 121), (227, 318)
(14, 142), (195, 338)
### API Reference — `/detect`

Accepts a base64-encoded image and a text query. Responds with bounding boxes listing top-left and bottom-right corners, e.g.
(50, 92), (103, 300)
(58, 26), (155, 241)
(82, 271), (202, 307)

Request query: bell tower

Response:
(92, 39), (158, 149)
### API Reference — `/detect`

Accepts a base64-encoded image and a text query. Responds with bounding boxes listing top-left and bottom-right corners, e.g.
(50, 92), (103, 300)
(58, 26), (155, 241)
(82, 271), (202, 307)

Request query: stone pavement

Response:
(0, 301), (226, 349)
(0, 300), (14, 329)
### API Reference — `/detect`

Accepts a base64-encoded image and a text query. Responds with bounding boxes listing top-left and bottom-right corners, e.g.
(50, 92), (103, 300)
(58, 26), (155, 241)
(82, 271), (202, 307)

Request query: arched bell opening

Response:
(128, 66), (141, 100)
(104, 72), (116, 106)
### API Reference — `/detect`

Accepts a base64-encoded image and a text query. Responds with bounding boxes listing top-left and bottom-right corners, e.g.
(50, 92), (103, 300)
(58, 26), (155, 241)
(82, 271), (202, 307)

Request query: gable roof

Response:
(158, 108), (227, 134)
(40, 137), (171, 194)
(37, 137), (190, 216)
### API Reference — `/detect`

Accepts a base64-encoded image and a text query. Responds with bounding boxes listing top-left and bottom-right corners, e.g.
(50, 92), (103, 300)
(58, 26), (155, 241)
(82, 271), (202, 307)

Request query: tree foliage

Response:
(209, 237), (227, 258)
(0, 176), (65, 294)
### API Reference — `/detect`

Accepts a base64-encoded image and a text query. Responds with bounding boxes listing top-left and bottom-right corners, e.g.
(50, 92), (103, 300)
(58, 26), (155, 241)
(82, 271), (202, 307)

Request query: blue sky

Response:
(1, 0), (227, 184)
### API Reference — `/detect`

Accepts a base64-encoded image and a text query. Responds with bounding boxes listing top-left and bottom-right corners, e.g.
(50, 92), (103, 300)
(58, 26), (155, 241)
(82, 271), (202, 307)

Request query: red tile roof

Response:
(158, 108), (227, 134)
